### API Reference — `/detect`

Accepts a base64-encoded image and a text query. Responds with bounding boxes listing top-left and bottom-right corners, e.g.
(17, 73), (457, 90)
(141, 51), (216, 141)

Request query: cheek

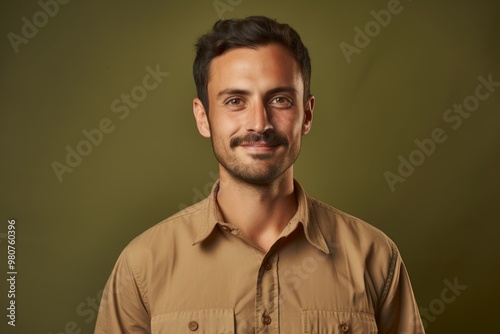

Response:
(275, 115), (303, 136)
(210, 115), (242, 139)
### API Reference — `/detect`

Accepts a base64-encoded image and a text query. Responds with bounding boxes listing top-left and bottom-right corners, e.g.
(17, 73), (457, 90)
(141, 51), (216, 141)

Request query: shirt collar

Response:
(193, 179), (330, 255)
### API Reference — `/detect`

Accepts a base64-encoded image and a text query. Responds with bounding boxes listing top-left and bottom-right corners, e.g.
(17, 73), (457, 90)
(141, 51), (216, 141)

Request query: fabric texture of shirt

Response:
(95, 180), (424, 333)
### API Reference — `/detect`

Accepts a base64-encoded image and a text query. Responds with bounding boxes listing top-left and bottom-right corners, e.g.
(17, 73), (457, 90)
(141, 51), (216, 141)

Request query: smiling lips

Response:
(239, 141), (280, 153)
(240, 141), (279, 147)
(230, 131), (288, 150)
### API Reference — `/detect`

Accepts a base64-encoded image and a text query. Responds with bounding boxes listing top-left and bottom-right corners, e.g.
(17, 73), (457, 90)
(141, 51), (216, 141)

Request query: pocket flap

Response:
(152, 308), (234, 334)
(302, 310), (378, 333)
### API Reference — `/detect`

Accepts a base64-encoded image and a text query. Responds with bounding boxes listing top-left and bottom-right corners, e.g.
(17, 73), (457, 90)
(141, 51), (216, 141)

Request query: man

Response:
(95, 16), (424, 333)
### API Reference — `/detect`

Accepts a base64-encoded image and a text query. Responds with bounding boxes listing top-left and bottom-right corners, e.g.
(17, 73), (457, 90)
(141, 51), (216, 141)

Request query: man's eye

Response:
(271, 97), (292, 108)
(226, 98), (243, 105)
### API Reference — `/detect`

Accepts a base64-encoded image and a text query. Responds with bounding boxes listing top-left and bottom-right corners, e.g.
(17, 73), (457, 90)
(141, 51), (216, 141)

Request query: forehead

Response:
(207, 43), (303, 96)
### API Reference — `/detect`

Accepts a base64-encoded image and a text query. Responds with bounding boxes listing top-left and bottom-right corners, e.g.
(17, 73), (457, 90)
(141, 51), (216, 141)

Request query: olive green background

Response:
(1, 0), (499, 332)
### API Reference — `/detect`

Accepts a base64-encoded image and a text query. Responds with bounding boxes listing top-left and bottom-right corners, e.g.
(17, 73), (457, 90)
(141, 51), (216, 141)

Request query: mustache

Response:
(230, 131), (288, 148)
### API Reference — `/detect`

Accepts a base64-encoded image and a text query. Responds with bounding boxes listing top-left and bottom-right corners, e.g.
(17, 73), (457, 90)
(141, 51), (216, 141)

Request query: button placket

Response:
(255, 252), (279, 332)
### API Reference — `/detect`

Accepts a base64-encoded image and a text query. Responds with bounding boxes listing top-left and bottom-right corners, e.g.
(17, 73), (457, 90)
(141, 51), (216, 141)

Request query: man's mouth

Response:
(239, 141), (280, 153)
(230, 132), (288, 149)
(239, 141), (279, 147)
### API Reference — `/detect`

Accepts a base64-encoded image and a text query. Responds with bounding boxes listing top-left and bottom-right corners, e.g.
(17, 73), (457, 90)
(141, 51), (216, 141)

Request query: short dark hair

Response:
(193, 16), (312, 112)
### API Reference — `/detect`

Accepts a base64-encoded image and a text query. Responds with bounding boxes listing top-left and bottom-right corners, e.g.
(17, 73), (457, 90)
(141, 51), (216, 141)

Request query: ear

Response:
(193, 98), (211, 138)
(301, 95), (314, 135)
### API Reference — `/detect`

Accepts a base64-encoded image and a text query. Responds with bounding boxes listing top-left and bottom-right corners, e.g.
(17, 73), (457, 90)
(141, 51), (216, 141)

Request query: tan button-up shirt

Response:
(95, 180), (424, 333)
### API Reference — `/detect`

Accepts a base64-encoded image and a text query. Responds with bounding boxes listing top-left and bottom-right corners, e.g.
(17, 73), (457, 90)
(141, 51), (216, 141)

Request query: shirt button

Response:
(264, 262), (272, 270)
(188, 320), (199, 331)
(339, 322), (350, 333)
(262, 315), (272, 325)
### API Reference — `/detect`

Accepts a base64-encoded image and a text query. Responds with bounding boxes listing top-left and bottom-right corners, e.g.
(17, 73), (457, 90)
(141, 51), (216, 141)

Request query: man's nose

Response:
(245, 101), (273, 133)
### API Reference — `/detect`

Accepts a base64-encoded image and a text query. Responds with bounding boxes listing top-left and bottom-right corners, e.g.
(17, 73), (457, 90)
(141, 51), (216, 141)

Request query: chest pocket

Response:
(151, 308), (235, 334)
(302, 310), (378, 334)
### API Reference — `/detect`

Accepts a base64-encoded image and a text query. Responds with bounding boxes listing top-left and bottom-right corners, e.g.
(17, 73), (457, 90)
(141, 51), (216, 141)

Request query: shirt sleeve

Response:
(376, 245), (425, 333)
(94, 247), (151, 333)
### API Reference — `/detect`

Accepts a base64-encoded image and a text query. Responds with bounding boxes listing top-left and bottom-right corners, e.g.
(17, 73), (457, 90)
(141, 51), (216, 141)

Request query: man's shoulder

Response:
(125, 197), (210, 252)
(307, 195), (397, 254)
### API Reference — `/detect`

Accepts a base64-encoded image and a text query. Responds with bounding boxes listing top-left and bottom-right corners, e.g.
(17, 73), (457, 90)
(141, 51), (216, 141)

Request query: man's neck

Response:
(216, 168), (298, 252)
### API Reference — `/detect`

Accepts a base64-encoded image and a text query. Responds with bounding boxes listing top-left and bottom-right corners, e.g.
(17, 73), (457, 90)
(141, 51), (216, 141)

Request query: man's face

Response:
(193, 43), (314, 185)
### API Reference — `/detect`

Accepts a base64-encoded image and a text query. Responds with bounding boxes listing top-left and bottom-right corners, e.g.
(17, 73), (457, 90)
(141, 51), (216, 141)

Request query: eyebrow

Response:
(217, 88), (250, 99)
(217, 86), (298, 100)
(266, 86), (298, 97)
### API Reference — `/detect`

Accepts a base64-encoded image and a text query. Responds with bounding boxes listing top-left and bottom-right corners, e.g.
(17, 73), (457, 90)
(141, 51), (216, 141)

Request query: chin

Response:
(229, 165), (288, 185)
(248, 153), (275, 160)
